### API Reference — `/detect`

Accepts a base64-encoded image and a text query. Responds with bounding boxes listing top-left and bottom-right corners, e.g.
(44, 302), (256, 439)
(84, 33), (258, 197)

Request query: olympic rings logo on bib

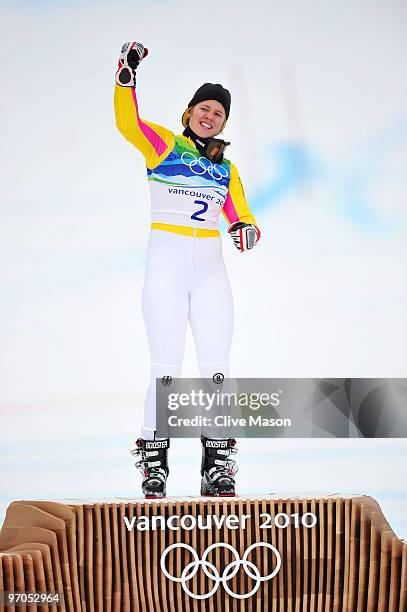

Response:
(160, 541), (281, 600)
(181, 151), (229, 182)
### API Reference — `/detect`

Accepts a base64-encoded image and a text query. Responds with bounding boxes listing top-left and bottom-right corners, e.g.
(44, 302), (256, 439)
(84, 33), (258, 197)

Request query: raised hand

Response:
(115, 41), (149, 87)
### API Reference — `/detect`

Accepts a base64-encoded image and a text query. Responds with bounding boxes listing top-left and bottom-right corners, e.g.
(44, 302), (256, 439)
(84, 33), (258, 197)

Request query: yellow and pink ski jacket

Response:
(114, 84), (257, 237)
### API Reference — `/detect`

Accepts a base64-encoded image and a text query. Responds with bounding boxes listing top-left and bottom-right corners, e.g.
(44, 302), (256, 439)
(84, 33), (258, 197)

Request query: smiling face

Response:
(188, 100), (226, 138)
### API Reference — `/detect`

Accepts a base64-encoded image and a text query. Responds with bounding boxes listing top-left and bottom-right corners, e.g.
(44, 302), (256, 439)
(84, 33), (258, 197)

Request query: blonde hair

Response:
(182, 105), (227, 133)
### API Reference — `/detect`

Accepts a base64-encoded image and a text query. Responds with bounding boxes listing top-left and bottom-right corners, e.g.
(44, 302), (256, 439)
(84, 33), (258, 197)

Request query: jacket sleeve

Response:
(114, 83), (175, 169)
(222, 163), (258, 227)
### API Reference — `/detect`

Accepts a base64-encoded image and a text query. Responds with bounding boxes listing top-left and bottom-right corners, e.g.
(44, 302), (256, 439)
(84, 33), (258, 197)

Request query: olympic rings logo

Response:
(181, 151), (229, 182)
(160, 541), (281, 600)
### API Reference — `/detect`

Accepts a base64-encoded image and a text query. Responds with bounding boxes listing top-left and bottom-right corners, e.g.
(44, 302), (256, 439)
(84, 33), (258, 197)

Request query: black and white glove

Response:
(228, 222), (261, 252)
(115, 41), (148, 87)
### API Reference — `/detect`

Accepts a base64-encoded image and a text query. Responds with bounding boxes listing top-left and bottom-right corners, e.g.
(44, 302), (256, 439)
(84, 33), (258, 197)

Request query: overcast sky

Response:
(1, 0), (406, 535)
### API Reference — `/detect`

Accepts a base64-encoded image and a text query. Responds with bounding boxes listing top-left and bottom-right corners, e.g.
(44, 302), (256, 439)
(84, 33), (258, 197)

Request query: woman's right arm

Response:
(114, 46), (175, 169)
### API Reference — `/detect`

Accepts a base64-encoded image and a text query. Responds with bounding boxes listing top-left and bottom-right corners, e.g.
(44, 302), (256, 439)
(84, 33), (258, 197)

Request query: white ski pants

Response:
(141, 229), (234, 439)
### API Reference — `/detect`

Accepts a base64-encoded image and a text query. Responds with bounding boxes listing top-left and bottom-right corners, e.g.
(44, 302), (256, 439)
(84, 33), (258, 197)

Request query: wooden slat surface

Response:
(342, 499), (351, 611)
(83, 505), (95, 612)
(17, 505), (72, 612)
(399, 543), (407, 612)
(92, 504), (103, 612)
(388, 538), (402, 612)
(0, 495), (405, 611)
(293, 498), (302, 612)
(325, 498), (335, 612)
(310, 498), (318, 612)
(101, 503), (112, 612)
(22, 502), (81, 612)
(110, 503), (121, 612)
(10, 555), (25, 612)
(2, 555), (15, 612)
(347, 498), (360, 611)
(333, 498), (344, 612)
(316, 499), (326, 612)
(10, 547), (54, 612)
(20, 553), (39, 612)
(118, 503), (131, 612)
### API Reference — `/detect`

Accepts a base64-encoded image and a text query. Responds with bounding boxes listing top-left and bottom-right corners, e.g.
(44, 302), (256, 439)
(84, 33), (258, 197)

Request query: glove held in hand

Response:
(228, 222), (261, 252)
(115, 42), (148, 87)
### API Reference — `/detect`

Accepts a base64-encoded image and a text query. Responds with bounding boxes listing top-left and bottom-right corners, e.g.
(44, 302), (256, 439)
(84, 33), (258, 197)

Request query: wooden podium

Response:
(0, 495), (406, 611)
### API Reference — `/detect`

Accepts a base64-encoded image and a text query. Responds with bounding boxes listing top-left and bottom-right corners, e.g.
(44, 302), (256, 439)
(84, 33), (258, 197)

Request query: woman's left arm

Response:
(222, 163), (258, 226)
(222, 164), (261, 251)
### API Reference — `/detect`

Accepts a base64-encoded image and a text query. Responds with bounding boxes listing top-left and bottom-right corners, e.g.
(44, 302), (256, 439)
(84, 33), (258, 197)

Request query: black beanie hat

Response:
(183, 83), (231, 126)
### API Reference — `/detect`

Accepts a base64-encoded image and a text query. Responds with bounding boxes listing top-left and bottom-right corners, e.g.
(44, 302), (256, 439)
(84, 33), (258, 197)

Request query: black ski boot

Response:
(131, 438), (169, 499)
(200, 435), (238, 497)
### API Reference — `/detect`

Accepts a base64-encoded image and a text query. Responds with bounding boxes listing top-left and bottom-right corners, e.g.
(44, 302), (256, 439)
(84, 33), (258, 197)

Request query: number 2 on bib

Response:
(191, 200), (208, 222)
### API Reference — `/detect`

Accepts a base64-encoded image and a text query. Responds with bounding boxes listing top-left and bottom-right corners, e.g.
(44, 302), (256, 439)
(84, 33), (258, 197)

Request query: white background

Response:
(1, 0), (407, 536)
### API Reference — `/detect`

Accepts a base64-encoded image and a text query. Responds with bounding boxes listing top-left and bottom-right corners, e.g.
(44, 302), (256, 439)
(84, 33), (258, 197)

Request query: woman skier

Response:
(114, 41), (260, 498)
